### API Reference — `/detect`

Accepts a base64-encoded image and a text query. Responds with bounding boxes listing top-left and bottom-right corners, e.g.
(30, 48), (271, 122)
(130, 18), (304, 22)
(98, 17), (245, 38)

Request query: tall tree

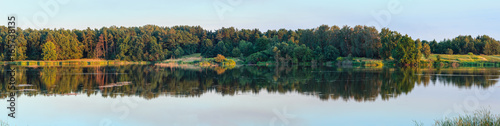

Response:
(422, 43), (431, 59)
(42, 41), (57, 61)
(95, 34), (105, 59)
(392, 35), (419, 66)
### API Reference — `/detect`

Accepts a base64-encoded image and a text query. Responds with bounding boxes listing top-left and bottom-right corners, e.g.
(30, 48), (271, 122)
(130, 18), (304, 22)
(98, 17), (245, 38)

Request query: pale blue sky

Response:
(1, 0), (499, 40)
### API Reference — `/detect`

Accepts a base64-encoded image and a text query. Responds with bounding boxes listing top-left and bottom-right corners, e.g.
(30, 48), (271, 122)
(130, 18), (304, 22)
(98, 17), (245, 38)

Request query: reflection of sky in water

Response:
(1, 83), (499, 126)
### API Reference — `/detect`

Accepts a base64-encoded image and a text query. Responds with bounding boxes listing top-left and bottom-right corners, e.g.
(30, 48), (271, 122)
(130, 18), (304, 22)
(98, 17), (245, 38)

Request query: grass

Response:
(426, 54), (500, 62)
(161, 53), (242, 67)
(427, 54), (489, 62)
(336, 57), (385, 67)
(162, 53), (202, 63)
(182, 53), (201, 58)
(425, 54), (500, 67)
(433, 109), (499, 126)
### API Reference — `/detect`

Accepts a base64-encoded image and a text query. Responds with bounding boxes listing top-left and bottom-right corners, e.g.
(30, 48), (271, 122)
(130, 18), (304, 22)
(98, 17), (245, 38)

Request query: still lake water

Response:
(0, 65), (499, 126)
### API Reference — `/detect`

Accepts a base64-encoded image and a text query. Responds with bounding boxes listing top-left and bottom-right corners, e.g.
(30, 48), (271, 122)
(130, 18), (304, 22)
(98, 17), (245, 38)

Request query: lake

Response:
(0, 65), (499, 126)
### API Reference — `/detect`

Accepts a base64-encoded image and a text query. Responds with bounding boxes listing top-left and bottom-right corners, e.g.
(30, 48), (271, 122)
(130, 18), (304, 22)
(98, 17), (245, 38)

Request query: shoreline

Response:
(4, 54), (500, 68)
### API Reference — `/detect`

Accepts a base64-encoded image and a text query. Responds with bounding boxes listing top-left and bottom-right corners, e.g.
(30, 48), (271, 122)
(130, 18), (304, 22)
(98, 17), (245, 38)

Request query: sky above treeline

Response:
(1, 0), (499, 41)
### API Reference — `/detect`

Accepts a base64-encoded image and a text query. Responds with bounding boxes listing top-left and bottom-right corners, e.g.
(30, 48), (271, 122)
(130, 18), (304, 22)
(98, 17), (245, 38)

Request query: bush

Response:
(336, 57), (344, 61)
(222, 59), (236, 66)
(292, 58), (298, 64)
(246, 52), (268, 64)
(347, 54), (353, 60)
(215, 54), (226, 63)
(446, 48), (454, 55)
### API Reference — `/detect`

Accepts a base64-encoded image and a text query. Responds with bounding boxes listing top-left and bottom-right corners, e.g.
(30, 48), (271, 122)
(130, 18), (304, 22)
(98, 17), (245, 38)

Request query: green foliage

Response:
(255, 37), (270, 52)
(13, 32), (28, 60)
(434, 109), (499, 126)
(429, 35), (500, 55)
(201, 39), (214, 57)
(173, 47), (184, 59)
(231, 47), (241, 57)
(392, 35), (420, 66)
(292, 58), (298, 64)
(336, 57), (344, 61)
(238, 40), (253, 57)
(42, 41), (57, 61)
(0, 25), (498, 66)
(422, 43), (431, 59)
(346, 54), (353, 60)
(415, 39), (423, 60)
(380, 28), (399, 59)
(222, 59), (236, 66)
(447, 48), (454, 55)
(246, 52), (268, 64)
(292, 44), (313, 62)
(483, 41), (500, 55)
(215, 41), (229, 56)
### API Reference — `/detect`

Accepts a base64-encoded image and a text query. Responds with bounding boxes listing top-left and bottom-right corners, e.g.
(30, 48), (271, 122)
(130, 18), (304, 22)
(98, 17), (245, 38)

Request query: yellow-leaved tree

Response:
(215, 54), (226, 63)
(42, 41), (57, 61)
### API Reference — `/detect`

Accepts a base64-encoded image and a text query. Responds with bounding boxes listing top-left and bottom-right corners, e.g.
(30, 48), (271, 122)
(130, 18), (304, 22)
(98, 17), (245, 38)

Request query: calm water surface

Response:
(0, 65), (499, 126)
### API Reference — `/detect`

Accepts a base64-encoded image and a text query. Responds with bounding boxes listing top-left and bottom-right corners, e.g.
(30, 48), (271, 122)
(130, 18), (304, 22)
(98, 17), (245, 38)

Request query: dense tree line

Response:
(425, 35), (500, 55)
(1, 25), (498, 65)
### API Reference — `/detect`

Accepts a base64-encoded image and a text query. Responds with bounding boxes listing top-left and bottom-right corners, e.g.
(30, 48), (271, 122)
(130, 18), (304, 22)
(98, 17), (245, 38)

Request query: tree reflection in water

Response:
(0, 65), (498, 101)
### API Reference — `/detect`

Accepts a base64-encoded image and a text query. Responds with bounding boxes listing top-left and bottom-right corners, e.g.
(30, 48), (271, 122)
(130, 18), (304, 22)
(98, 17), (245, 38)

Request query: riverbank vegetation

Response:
(1, 25), (499, 67)
(414, 109), (500, 126)
(434, 109), (500, 126)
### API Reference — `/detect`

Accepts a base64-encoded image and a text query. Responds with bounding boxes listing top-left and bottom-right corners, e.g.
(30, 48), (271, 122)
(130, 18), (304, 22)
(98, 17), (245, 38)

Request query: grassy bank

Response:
(5, 54), (500, 68)
(334, 54), (500, 68)
(425, 54), (500, 67)
(159, 53), (241, 67)
(157, 53), (500, 68)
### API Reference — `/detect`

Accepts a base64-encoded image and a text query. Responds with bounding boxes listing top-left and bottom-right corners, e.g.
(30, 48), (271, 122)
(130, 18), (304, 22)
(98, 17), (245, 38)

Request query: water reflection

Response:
(0, 65), (498, 101)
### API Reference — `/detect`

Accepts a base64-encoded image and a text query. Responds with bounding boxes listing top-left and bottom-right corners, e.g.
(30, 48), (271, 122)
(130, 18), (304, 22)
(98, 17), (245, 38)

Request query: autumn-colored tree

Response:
(95, 34), (105, 58)
(422, 43), (431, 59)
(42, 41), (57, 61)
(215, 54), (226, 63)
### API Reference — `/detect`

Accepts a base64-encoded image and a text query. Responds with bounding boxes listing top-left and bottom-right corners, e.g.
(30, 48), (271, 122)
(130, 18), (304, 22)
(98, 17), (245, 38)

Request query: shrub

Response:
(446, 48), (453, 55)
(347, 54), (353, 60)
(223, 59), (236, 66)
(336, 57), (344, 61)
(215, 54), (226, 63)
(292, 58), (298, 64)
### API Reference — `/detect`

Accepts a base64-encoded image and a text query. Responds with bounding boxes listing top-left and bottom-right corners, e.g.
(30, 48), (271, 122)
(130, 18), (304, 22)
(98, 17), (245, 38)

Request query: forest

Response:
(1, 25), (499, 65)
